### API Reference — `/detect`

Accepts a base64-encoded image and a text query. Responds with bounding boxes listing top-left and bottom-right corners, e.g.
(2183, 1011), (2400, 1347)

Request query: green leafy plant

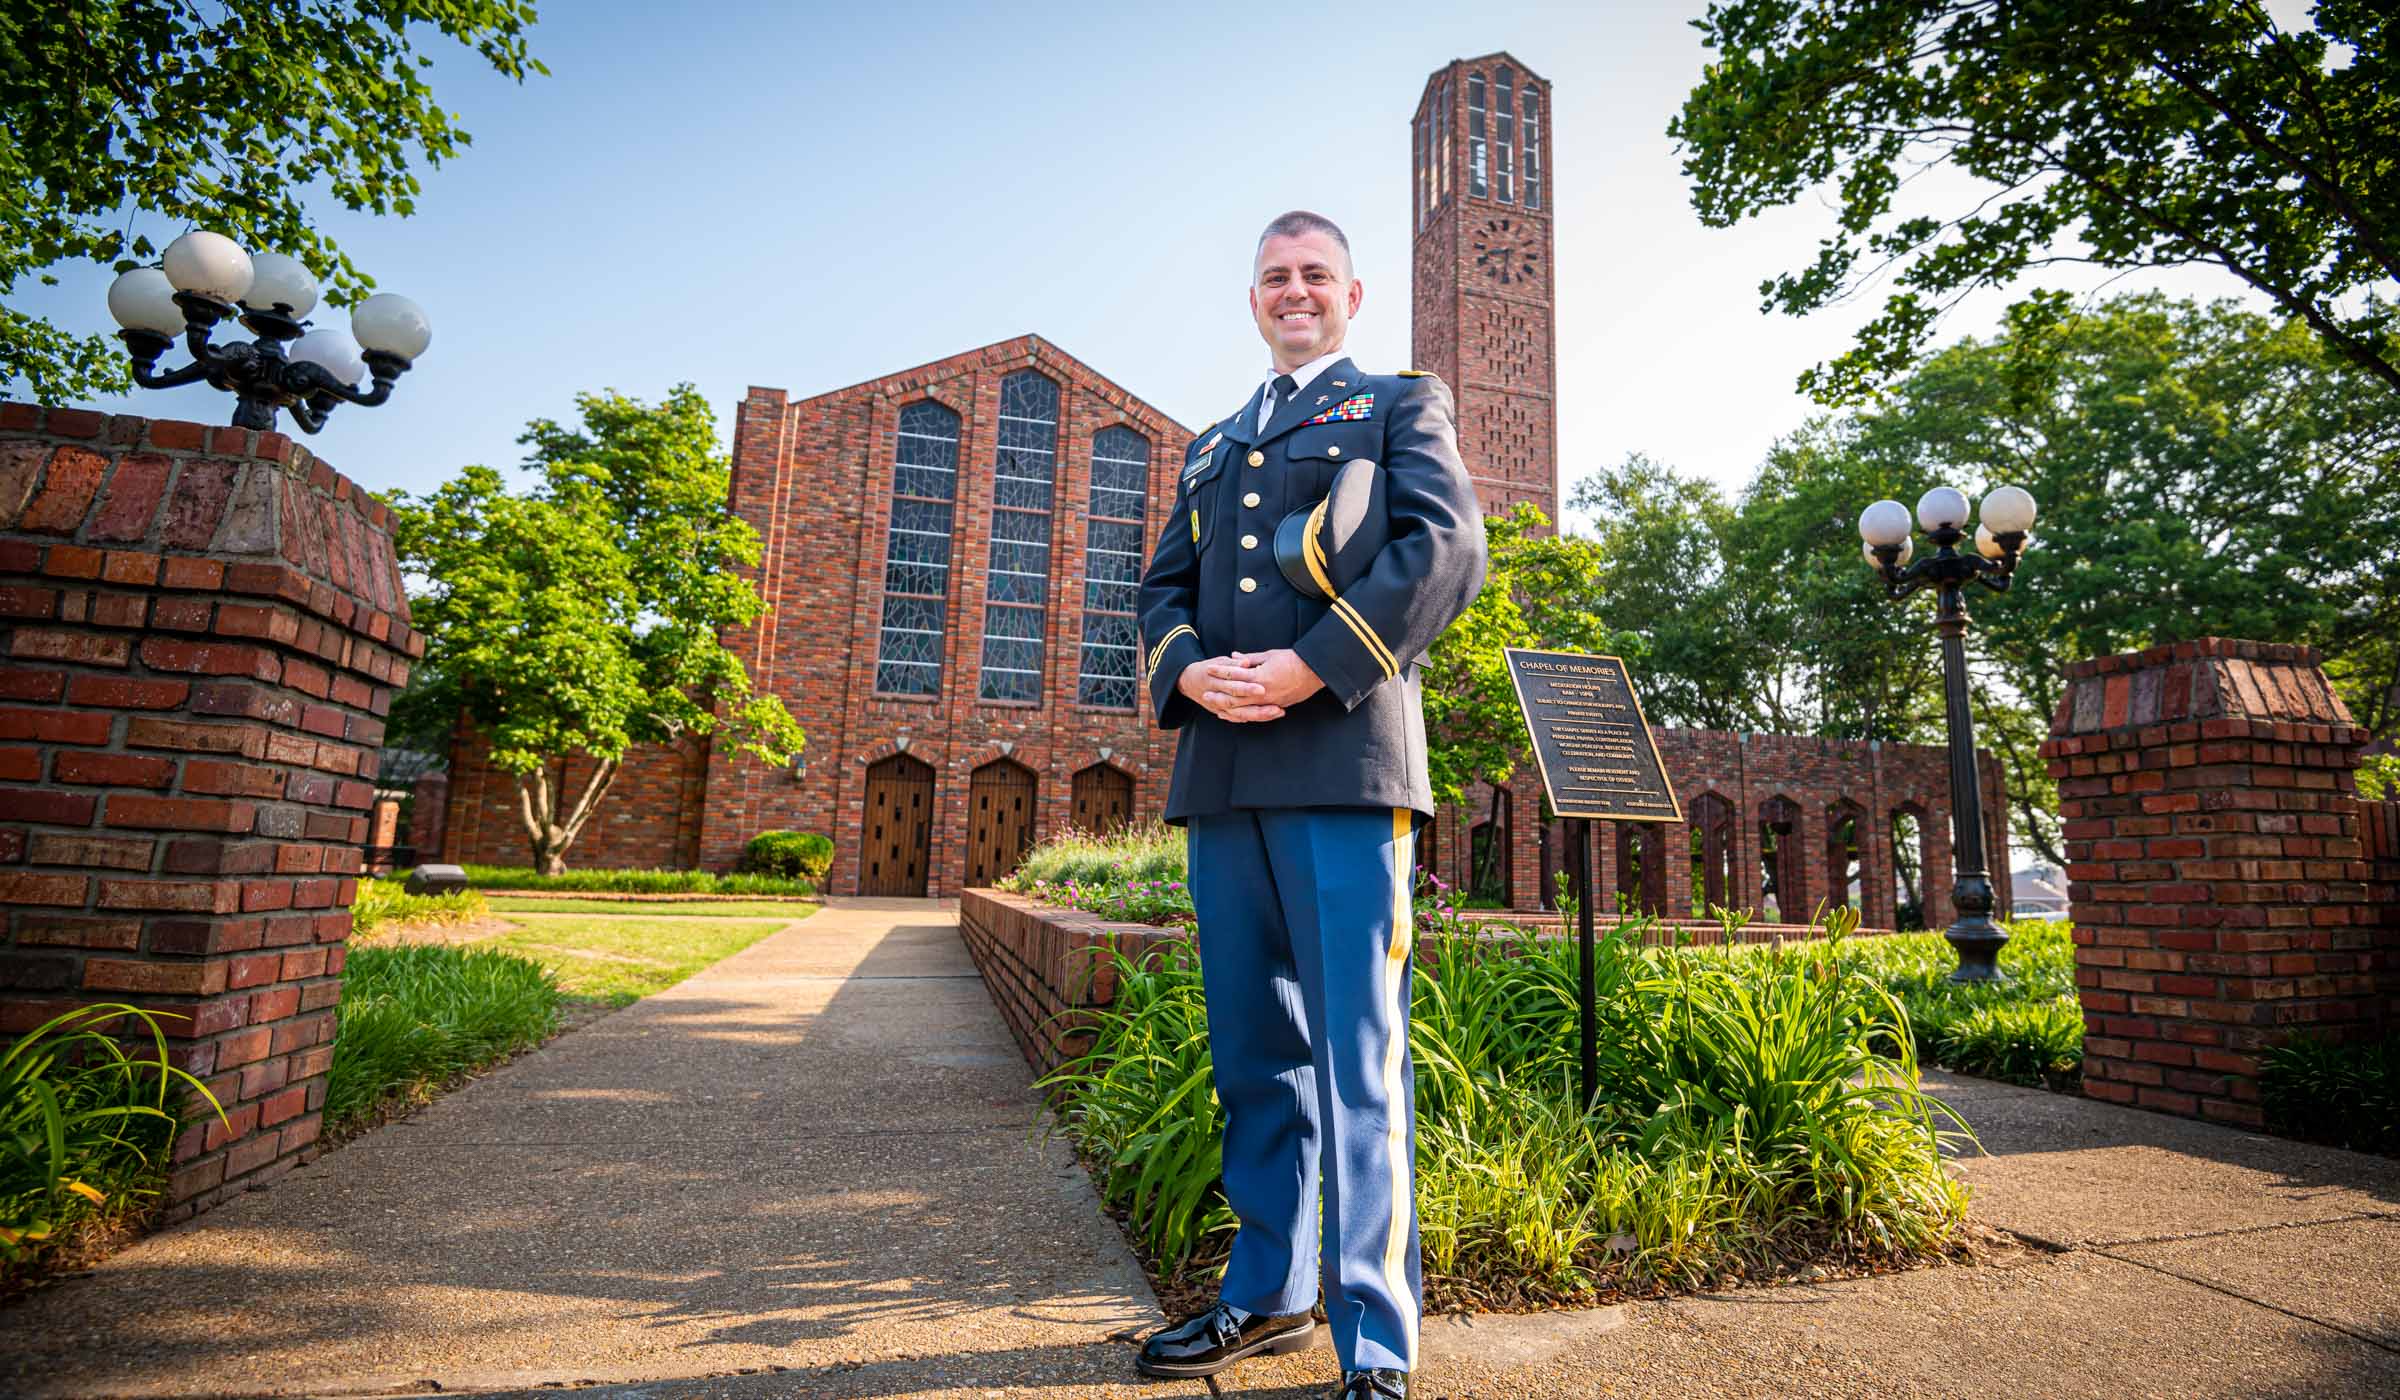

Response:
(352, 878), (489, 937)
(3, 1005), (222, 1264)
(326, 945), (560, 1135)
(446, 865), (815, 897)
(2261, 1034), (2397, 1156)
(1041, 905), (1971, 1306)
(737, 830), (833, 885)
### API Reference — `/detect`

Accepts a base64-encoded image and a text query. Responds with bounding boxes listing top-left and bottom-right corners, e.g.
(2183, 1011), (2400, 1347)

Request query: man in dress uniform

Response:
(1132, 211), (1487, 1400)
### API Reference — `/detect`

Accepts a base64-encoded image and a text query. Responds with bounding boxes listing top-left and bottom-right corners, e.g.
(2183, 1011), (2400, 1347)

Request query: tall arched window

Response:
(875, 399), (959, 696)
(1467, 71), (1488, 198)
(1414, 112), (1429, 229)
(1495, 66), (1516, 203)
(980, 370), (1060, 703)
(1523, 86), (1543, 211)
(1078, 425), (1149, 709)
(1433, 77), (1450, 204)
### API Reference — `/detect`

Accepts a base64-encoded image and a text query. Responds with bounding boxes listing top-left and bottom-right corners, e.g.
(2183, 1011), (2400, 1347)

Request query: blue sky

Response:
(16, 0), (2258, 513)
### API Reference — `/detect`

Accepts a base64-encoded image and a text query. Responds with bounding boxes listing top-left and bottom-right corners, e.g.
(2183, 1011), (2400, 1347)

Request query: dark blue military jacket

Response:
(1138, 358), (1487, 825)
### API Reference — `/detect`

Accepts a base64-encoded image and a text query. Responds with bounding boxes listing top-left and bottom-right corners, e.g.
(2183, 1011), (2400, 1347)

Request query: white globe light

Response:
(1982, 484), (2038, 535)
(289, 327), (367, 388)
(162, 231), (253, 302)
(1975, 523), (2005, 559)
(1917, 486), (1969, 531)
(351, 293), (432, 360)
(242, 252), (319, 316)
(1861, 536), (1914, 567)
(1858, 499), (1913, 547)
(107, 267), (186, 336)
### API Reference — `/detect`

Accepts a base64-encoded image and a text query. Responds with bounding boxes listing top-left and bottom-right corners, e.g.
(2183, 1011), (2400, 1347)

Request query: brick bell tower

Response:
(1411, 54), (1558, 524)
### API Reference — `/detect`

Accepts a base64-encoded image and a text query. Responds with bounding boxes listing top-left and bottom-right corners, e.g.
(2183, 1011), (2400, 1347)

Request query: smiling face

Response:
(1250, 231), (1362, 372)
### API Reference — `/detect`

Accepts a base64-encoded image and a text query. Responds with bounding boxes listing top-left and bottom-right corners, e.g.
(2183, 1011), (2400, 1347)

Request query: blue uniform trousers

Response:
(1189, 806), (1421, 1375)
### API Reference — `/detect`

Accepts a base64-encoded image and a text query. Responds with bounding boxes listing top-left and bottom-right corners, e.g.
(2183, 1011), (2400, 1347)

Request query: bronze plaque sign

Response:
(1504, 649), (1683, 823)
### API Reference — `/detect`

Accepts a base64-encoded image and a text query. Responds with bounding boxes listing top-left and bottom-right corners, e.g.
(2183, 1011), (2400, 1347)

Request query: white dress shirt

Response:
(1254, 349), (1350, 433)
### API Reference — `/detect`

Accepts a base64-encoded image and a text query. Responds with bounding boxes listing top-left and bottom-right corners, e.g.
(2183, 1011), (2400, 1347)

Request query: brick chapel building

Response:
(440, 52), (2008, 921)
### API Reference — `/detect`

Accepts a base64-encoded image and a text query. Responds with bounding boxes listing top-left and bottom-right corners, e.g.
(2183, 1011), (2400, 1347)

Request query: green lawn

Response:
(467, 910), (811, 1006)
(483, 896), (821, 919)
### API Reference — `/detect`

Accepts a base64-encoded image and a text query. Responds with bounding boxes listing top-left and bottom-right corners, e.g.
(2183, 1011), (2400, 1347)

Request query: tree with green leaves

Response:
(1843, 293), (2400, 857)
(1674, 0), (2399, 404)
(0, 1), (543, 402)
(1420, 505), (1636, 814)
(390, 385), (802, 874)
(1565, 294), (2398, 866)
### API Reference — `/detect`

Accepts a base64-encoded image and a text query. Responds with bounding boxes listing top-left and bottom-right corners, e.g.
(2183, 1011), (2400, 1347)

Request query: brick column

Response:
(0, 406), (418, 1218)
(2040, 638), (2374, 1127)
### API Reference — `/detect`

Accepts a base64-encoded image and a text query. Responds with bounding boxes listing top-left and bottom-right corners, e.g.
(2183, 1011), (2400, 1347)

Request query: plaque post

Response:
(1570, 816), (1597, 1110)
(1501, 647), (1683, 1114)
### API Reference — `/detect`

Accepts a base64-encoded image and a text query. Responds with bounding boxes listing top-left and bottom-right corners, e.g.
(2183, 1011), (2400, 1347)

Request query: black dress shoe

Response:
(1334, 1368), (1409, 1399)
(1134, 1301), (1315, 1378)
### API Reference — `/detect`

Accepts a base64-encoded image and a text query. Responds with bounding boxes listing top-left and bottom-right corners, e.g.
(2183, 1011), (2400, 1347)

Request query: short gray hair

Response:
(1255, 210), (1353, 277)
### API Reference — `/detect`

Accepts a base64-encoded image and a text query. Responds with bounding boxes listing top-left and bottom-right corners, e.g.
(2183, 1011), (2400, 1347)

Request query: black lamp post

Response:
(106, 231), (430, 434)
(1857, 484), (2038, 982)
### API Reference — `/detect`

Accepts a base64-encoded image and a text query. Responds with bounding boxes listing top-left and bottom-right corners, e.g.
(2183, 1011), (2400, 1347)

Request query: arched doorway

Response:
(1688, 792), (1735, 917)
(1825, 799), (1866, 911)
(1468, 784), (1512, 905)
(966, 759), (1039, 887)
(860, 754), (935, 896)
(1890, 804), (1930, 930)
(1069, 762), (1134, 838)
(1616, 822), (1668, 916)
(1758, 795), (1803, 921)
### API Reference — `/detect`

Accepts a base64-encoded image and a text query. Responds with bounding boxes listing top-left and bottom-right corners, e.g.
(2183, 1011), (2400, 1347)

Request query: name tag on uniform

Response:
(1184, 448), (1215, 483)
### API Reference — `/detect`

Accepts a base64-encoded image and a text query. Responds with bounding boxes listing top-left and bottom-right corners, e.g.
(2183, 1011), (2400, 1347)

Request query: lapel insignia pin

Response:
(1331, 380), (1347, 389)
(1316, 395), (1330, 406)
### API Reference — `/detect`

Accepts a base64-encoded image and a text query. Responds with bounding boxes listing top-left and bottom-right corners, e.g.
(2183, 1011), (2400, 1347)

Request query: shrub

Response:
(2, 1005), (221, 1269)
(2261, 1034), (2397, 1156)
(445, 865), (815, 897)
(352, 878), (489, 937)
(326, 944), (561, 1135)
(1042, 906), (1969, 1303)
(738, 830), (833, 885)
(1009, 820), (1186, 889)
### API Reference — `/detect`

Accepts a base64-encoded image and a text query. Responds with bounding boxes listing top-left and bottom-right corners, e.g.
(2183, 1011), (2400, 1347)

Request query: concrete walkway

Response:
(8, 901), (2399, 1398)
(3, 899), (1185, 1399)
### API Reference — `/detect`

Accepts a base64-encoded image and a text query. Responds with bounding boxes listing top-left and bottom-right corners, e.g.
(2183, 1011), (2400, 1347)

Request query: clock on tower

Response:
(1410, 54), (1557, 526)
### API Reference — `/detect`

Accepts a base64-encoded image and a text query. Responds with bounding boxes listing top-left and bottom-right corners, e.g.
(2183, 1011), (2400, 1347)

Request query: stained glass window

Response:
(875, 400), (959, 695)
(1524, 87), (1543, 211)
(1467, 71), (1487, 199)
(1496, 66), (1515, 203)
(1415, 113), (1428, 229)
(1077, 426), (1149, 709)
(980, 370), (1059, 703)
(1433, 78), (1449, 204)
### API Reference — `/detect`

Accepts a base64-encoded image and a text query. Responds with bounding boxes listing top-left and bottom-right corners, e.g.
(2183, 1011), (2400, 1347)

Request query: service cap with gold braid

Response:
(1272, 455), (1386, 602)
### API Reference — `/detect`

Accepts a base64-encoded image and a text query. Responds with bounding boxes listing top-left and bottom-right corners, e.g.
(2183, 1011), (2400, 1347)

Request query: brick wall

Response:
(2041, 638), (2386, 1126)
(0, 405), (417, 1216)
(439, 725), (706, 869)
(958, 887), (1182, 1075)
(1426, 730), (2008, 929)
(441, 338), (1192, 895)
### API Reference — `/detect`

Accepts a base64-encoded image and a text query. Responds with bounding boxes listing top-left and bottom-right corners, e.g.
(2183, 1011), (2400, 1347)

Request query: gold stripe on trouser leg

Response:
(1383, 806), (1417, 1364)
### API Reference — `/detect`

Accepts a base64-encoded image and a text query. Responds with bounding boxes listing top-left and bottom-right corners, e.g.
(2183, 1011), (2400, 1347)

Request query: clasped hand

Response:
(1177, 649), (1323, 723)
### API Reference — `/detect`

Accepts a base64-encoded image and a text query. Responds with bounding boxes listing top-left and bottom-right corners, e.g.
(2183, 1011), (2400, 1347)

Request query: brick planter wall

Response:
(0, 405), (418, 1218)
(957, 887), (1181, 1076)
(2040, 638), (2382, 1127)
(959, 888), (1911, 1080)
